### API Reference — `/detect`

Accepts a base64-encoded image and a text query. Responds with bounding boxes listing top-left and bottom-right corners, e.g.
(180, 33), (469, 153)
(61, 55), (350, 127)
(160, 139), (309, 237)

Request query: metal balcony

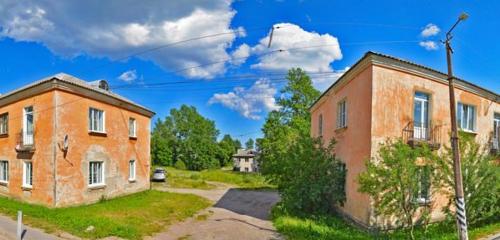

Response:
(15, 129), (35, 152)
(402, 121), (442, 150)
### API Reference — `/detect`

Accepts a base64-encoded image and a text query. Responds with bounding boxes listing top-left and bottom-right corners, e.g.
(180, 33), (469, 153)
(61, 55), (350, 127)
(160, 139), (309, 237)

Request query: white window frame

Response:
(129, 160), (136, 181)
(457, 103), (476, 132)
(88, 161), (105, 187)
(22, 161), (32, 188)
(0, 160), (8, 183)
(415, 167), (431, 204)
(129, 118), (137, 137)
(337, 99), (347, 129)
(23, 106), (34, 146)
(88, 108), (106, 133)
(0, 113), (8, 135)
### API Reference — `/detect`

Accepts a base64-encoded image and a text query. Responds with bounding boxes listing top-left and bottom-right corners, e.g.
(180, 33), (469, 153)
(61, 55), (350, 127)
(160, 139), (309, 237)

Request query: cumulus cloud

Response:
(249, 23), (343, 72)
(0, 1), (243, 79)
(118, 69), (138, 82)
(419, 41), (439, 51)
(208, 79), (279, 120)
(421, 23), (440, 37)
(230, 44), (250, 65)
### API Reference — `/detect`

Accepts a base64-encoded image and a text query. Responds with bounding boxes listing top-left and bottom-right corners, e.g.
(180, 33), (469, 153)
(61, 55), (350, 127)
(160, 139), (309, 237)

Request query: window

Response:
(129, 160), (136, 181)
(494, 113), (500, 138)
(89, 161), (104, 186)
(318, 114), (323, 136)
(337, 99), (347, 129)
(457, 103), (476, 132)
(415, 167), (431, 204)
(22, 161), (32, 188)
(413, 92), (430, 139)
(88, 108), (105, 133)
(0, 161), (8, 183)
(23, 106), (34, 146)
(0, 113), (8, 135)
(129, 118), (137, 137)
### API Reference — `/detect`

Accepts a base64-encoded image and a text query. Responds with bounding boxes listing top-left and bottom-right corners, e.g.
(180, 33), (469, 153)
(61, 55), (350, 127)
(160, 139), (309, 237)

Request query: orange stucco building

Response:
(0, 73), (154, 207)
(310, 52), (500, 228)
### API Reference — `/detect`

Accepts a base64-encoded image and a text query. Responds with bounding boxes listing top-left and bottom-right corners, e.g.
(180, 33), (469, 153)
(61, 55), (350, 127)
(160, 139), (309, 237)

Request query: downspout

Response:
(52, 87), (58, 207)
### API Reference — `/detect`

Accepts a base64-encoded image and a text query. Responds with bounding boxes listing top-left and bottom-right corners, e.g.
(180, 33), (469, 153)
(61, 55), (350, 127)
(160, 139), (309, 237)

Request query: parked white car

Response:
(152, 168), (166, 182)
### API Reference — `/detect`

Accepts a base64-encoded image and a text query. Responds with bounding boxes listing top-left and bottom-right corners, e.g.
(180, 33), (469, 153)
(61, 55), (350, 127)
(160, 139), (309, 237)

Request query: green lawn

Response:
(273, 210), (500, 240)
(166, 167), (275, 189)
(0, 190), (210, 239)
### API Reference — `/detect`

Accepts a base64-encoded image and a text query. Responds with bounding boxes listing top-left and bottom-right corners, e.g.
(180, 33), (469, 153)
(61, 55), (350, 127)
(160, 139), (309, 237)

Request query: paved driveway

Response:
(150, 184), (282, 240)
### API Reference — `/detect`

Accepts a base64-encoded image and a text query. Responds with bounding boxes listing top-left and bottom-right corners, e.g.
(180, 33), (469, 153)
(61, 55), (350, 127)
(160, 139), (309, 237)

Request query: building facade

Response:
(233, 149), (259, 172)
(0, 73), (154, 207)
(310, 52), (500, 228)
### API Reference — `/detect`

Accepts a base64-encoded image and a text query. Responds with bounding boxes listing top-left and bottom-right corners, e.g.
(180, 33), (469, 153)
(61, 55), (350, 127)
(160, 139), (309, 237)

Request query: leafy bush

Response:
(358, 140), (443, 239)
(267, 136), (346, 214)
(174, 160), (187, 170)
(439, 132), (500, 226)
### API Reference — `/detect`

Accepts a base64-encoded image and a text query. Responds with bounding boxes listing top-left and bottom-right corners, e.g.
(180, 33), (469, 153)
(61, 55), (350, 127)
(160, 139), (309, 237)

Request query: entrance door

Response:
(413, 92), (430, 140)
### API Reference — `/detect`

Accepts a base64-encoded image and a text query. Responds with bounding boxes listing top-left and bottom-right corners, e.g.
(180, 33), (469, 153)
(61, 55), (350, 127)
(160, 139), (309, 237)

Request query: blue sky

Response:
(0, 1), (498, 143)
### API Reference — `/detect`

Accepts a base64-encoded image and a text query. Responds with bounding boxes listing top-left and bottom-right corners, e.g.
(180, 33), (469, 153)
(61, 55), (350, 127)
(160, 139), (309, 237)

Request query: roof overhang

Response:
(0, 76), (155, 118)
(310, 52), (500, 112)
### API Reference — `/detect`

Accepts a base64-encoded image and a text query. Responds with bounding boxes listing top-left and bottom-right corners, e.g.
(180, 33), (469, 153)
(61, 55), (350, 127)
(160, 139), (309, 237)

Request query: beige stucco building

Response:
(0, 73), (154, 207)
(233, 149), (259, 172)
(310, 52), (500, 228)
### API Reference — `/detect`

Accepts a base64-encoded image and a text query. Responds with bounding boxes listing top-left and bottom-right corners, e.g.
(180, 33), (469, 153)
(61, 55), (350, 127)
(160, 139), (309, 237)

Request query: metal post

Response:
(445, 13), (469, 240)
(17, 210), (22, 240)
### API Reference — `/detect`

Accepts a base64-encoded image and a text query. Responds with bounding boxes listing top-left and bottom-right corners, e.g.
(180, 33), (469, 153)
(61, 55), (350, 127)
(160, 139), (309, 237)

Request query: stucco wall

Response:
(311, 65), (373, 225)
(371, 64), (500, 224)
(53, 90), (151, 206)
(0, 91), (56, 205)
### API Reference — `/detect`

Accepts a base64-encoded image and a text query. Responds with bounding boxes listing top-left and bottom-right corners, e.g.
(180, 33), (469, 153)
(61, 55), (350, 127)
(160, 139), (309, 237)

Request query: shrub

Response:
(174, 160), (187, 170)
(358, 140), (443, 239)
(266, 136), (346, 214)
(439, 132), (500, 226)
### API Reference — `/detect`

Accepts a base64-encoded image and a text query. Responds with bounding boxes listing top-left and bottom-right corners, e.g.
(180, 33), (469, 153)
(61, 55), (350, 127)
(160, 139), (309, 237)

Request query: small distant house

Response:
(232, 149), (259, 172)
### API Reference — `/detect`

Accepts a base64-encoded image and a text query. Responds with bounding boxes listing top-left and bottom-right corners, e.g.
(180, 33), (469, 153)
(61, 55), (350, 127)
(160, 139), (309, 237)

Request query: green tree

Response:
(218, 134), (237, 167)
(245, 138), (255, 150)
(151, 119), (175, 166)
(259, 68), (320, 180)
(233, 139), (242, 150)
(151, 105), (221, 170)
(276, 136), (346, 214)
(358, 140), (444, 239)
(440, 132), (500, 226)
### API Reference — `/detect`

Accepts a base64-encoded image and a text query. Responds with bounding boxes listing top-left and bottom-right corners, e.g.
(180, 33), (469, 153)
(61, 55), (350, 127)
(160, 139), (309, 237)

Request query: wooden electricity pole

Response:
(444, 12), (469, 240)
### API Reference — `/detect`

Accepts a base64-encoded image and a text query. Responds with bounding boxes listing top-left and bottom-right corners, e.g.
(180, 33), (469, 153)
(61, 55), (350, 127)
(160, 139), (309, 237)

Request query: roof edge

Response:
(310, 51), (500, 110)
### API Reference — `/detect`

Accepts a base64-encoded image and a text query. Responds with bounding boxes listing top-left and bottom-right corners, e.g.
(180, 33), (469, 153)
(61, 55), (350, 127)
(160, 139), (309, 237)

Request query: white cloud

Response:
(0, 1), (243, 79)
(419, 41), (439, 51)
(208, 79), (279, 120)
(118, 69), (138, 82)
(230, 44), (250, 65)
(421, 23), (440, 37)
(249, 23), (343, 73)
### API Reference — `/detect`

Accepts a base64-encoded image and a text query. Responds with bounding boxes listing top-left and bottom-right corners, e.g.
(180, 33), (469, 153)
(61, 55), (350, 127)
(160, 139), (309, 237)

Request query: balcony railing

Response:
(16, 129), (35, 152)
(402, 121), (442, 150)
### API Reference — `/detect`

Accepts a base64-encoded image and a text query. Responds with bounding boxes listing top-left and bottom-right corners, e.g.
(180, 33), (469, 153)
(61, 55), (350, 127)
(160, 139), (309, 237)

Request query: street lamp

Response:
(444, 12), (469, 240)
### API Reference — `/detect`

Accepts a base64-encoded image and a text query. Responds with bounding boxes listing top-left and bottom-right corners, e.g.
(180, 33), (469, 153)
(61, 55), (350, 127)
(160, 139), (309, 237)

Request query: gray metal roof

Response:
(0, 73), (154, 116)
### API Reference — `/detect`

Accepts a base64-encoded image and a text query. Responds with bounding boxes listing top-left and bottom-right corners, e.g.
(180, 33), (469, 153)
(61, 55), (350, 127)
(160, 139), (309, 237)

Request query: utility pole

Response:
(444, 12), (469, 240)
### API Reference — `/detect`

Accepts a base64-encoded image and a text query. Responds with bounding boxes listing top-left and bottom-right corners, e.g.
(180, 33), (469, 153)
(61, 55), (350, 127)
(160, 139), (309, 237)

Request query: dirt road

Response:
(151, 184), (282, 240)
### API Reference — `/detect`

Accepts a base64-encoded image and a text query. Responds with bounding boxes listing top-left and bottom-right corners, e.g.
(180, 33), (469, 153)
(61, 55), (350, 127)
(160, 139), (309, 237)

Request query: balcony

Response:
(402, 121), (442, 150)
(15, 129), (35, 152)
